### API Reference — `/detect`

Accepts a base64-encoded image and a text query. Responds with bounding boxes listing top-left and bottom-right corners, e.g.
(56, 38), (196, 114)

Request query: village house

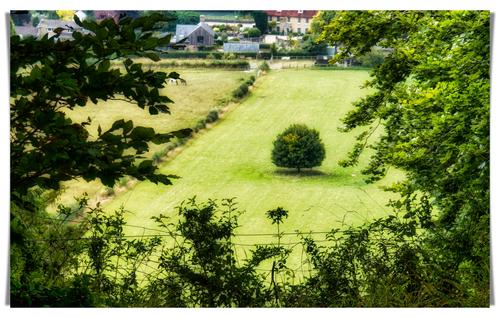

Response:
(36, 18), (85, 40)
(265, 10), (317, 35)
(173, 15), (215, 49)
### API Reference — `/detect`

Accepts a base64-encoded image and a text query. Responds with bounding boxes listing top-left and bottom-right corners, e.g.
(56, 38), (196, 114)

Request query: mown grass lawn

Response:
(105, 69), (404, 250)
(53, 68), (250, 208)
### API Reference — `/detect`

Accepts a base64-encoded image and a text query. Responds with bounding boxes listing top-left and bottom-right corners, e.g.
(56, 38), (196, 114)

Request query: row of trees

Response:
(10, 11), (490, 307)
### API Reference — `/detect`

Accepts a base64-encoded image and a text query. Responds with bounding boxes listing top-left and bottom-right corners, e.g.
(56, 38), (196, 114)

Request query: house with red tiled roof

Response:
(265, 10), (317, 35)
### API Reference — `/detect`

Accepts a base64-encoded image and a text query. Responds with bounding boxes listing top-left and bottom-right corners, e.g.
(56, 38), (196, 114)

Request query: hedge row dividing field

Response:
(53, 68), (252, 209)
(104, 69), (403, 255)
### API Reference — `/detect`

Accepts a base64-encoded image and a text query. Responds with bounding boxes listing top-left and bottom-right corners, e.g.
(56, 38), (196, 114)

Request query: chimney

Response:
(200, 15), (206, 23)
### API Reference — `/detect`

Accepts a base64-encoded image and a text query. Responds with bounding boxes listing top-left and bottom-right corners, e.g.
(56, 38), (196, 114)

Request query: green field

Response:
(53, 68), (250, 208)
(104, 69), (403, 247)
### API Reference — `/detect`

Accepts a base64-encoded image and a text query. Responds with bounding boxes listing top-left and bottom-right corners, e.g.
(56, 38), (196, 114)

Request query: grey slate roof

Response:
(198, 22), (215, 36)
(174, 22), (215, 42)
(175, 24), (198, 38)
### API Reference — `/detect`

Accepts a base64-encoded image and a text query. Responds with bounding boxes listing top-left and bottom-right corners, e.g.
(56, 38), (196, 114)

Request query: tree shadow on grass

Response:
(272, 168), (366, 185)
(273, 168), (332, 178)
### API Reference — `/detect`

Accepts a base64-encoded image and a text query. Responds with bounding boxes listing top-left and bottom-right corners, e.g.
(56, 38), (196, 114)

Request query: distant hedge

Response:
(160, 51), (266, 59)
(154, 60), (250, 69)
(159, 50), (315, 60)
(232, 75), (256, 99)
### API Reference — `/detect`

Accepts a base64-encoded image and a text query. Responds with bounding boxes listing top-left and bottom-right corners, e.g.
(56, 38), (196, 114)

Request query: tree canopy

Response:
(319, 10), (489, 295)
(271, 124), (326, 172)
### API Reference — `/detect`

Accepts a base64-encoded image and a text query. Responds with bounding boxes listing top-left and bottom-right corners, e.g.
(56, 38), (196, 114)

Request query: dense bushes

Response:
(258, 61), (270, 72)
(10, 196), (283, 307)
(271, 124), (326, 172)
(355, 47), (388, 67)
(159, 50), (318, 60)
(160, 51), (267, 59)
(152, 59), (250, 69)
(13, 192), (485, 307)
(205, 110), (219, 123)
(232, 75), (255, 99)
(244, 27), (262, 38)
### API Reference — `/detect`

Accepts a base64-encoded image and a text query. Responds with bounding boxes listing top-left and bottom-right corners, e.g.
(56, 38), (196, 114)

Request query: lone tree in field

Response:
(271, 124), (326, 173)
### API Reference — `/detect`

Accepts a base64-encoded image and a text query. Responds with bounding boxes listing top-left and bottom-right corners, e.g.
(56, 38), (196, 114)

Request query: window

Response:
(287, 17), (290, 22)
(306, 18), (309, 23)
(277, 26), (280, 32)
(298, 17), (301, 23)
(197, 35), (204, 44)
(298, 10), (303, 14)
(268, 16), (272, 21)
(298, 28), (301, 34)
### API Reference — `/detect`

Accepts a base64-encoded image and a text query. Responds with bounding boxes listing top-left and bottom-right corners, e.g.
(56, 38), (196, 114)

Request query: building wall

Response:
(223, 42), (259, 53)
(268, 15), (312, 34)
(187, 27), (214, 46)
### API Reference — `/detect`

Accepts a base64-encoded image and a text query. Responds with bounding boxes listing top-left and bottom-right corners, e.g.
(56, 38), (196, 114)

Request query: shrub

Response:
(245, 27), (262, 38)
(222, 52), (237, 60)
(245, 75), (255, 86)
(356, 47), (387, 67)
(152, 151), (167, 165)
(205, 110), (219, 123)
(153, 60), (249, 69)
(193, 119), (207, 132)
(232, 83), (249, 99)
(117, 176), (130, 187)
(175, 137), (188, 146)
(258, 61), (270, 72)
(271, 124), (326, 172)
(102, 186), (115, 197)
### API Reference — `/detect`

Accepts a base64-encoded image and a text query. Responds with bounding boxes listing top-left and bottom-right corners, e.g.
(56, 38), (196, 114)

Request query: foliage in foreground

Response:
(10, 13), (191, 210)
(10, 195), (488, 307)
(320, 10), (490, 305)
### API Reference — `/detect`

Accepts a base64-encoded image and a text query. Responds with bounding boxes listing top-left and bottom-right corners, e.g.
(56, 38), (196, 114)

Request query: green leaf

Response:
(74, 14), (83, 27)
(170, 128), (192, 138)
(168, 71), (180, 79)
(144, 52), (160, 62)
(123, 120), (133, 134)
(148, 173), (176, 185)
(130, 126), (155, 140)
(151, 133), (173, 144)
(110, 119), (125, 131)
(124, 58), (133, 67)
(158, 34), (172, 46)
(98, 59), (110, 72)
(148, 106), (159, 115)
(138, 160), (154, 173)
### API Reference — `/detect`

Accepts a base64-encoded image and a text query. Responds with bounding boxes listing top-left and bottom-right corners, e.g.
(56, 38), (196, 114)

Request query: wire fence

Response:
(22, 209), (424, 279)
